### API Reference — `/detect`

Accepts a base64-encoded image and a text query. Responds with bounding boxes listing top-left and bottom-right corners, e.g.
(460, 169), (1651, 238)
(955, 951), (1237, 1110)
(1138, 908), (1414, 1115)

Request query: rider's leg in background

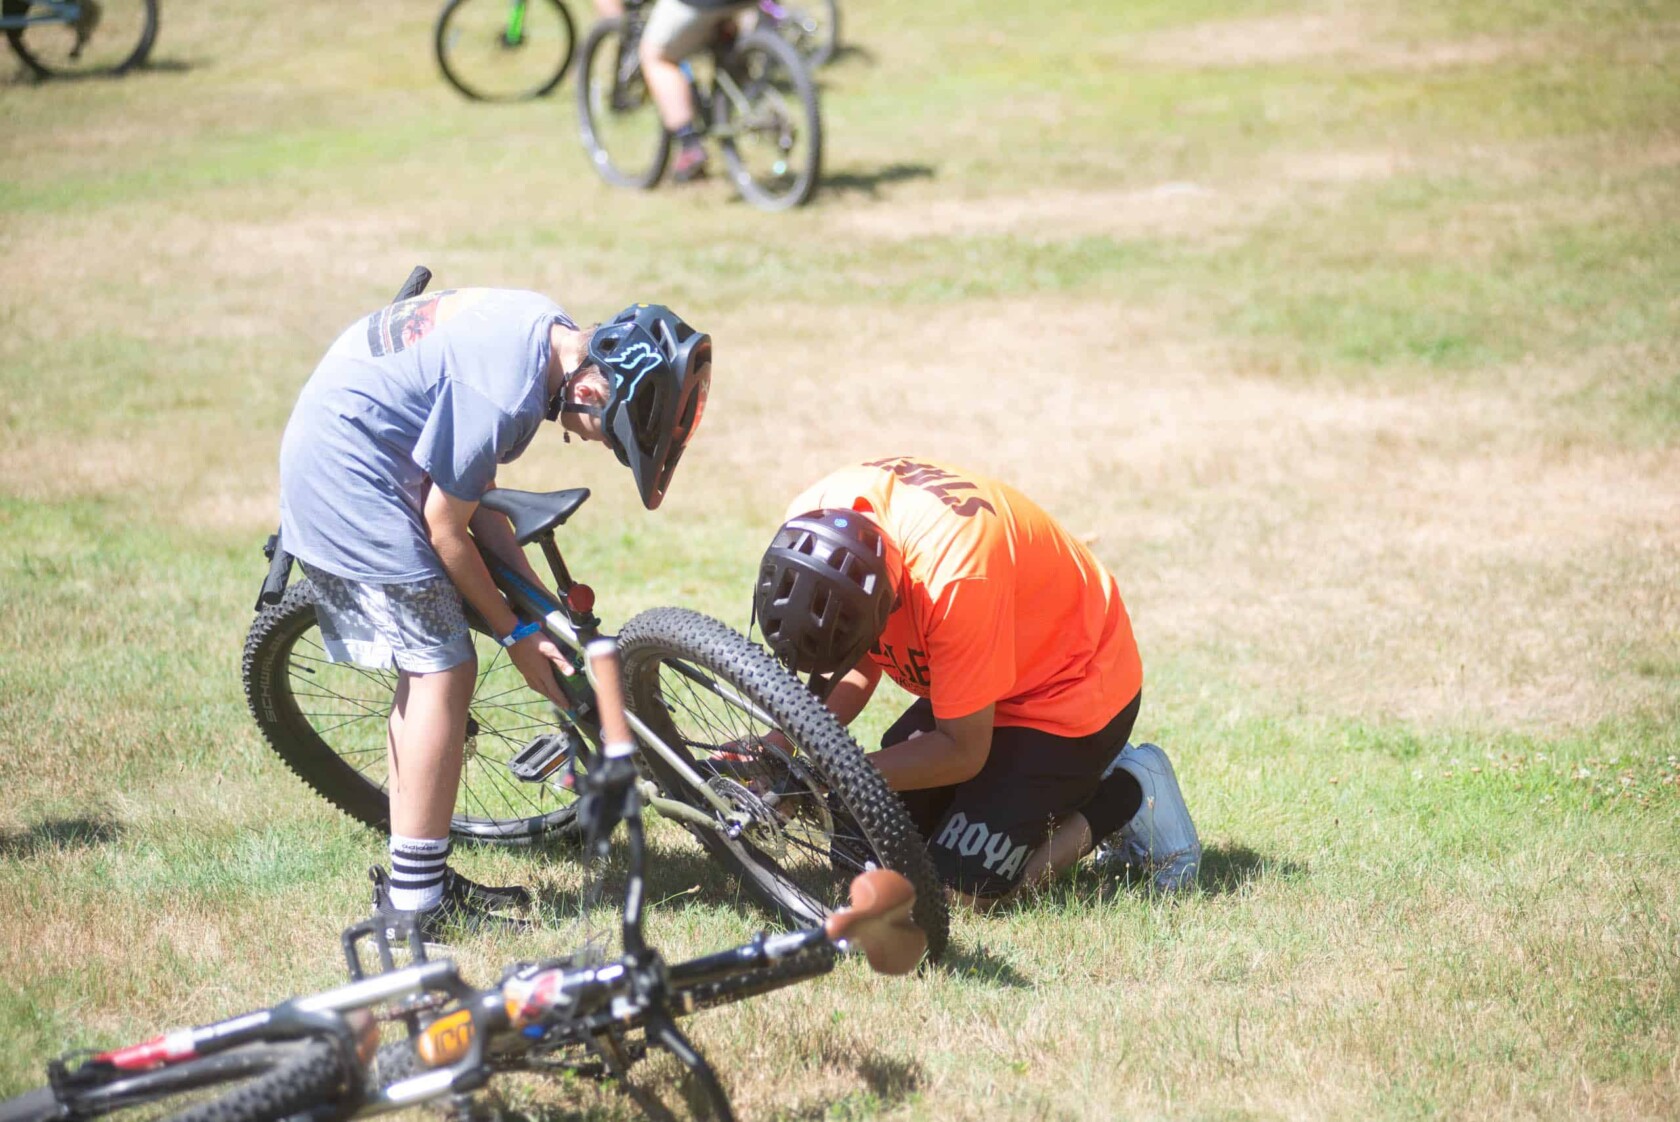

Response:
(639, 0), (743, 180)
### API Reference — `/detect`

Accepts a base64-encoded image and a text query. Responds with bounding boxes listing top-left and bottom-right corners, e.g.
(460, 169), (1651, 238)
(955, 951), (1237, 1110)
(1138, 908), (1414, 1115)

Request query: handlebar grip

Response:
(392, 266), (432, 303)
(585, 639), (634, 753)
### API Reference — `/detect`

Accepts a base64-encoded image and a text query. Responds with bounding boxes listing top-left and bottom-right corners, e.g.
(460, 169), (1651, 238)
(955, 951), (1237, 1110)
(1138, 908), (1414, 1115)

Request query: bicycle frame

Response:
(478, 541), (771, 835)
(499, 0), (530, 46)
(0, 1), (83, 31)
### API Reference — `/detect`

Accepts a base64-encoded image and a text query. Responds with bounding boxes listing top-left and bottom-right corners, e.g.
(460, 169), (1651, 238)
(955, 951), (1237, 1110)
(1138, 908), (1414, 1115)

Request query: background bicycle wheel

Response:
(434, 0), (575, 101)
(5, 0), (157, 76)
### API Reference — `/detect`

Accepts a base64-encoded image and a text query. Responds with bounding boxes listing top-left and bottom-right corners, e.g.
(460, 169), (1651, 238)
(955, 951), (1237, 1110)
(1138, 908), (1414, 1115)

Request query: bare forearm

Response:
(871, 730), (984, 791)
(822, 661), (881, 726)
(467, 505), (555, 596)
(430, 524), (519, 639)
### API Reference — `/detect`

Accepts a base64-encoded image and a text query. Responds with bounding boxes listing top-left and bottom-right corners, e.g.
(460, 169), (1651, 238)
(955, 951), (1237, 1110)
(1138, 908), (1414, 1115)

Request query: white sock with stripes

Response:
(388, 834), (450, 912)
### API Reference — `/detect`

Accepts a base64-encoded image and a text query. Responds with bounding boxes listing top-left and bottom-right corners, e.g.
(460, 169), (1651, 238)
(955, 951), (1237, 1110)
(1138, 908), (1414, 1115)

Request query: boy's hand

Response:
(508, 632), (575, 710)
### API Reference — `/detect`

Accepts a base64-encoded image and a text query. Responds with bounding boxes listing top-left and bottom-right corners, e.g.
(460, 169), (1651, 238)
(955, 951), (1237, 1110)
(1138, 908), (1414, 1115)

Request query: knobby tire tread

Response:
(0, 1044), (349, 1122)
(617, 608), (947, 961)
(163, 1041), (349, 1122)
(244, 582), (393, 834)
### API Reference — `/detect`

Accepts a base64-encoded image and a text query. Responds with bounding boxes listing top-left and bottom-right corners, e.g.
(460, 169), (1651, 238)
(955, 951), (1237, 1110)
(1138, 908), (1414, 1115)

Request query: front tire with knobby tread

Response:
(166, 1041), (351, 1122)
(618, 608), (947, 961)
(0, 1042), (351, 1122)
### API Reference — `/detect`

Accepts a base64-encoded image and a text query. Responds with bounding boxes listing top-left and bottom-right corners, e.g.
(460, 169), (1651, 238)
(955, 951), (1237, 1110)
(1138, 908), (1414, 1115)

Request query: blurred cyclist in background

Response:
(594, 0), (757, 183)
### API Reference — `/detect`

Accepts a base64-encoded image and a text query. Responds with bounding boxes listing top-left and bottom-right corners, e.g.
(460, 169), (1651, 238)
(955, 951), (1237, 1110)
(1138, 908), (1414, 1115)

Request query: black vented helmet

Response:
(588, 304), (711, 510)
(754, 509), (896, 680)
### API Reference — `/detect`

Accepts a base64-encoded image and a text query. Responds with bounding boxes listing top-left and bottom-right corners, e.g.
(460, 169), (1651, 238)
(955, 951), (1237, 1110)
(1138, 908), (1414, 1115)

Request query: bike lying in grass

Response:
(0, 641), (927, 1122)
(576, 0), (822, 209)
(2, 0), (158, 78)
(240, 265), (946, 961)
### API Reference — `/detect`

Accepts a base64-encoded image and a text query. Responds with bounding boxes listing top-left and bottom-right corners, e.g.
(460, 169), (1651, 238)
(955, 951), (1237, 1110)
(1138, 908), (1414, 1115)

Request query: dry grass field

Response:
(2, 0), (1677, 1118)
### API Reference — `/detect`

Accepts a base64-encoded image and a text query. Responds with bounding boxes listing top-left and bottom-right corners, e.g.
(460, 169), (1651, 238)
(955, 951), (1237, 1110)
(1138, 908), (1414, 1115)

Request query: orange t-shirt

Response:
(786, 457), (1142, 738)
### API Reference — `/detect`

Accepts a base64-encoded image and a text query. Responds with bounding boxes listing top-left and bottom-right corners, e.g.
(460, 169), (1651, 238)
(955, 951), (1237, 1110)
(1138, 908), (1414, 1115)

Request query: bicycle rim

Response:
(434, 0), (574, 101)
(619, 608), (947, 961)
(8, 0), (158, 77)
(715, 30), (821, 210)
(243, 582), (582, 845)
(576, 18), (669, 190)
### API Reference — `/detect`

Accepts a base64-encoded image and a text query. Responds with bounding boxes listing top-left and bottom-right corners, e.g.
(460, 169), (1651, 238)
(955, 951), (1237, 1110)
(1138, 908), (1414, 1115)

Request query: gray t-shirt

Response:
(279, 288), (573, 583)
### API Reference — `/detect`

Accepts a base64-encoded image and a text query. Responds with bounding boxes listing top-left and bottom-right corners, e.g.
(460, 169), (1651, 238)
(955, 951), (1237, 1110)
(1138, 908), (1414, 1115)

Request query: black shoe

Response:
(369, 866), (532, 951)
(443, 867), (533, 910)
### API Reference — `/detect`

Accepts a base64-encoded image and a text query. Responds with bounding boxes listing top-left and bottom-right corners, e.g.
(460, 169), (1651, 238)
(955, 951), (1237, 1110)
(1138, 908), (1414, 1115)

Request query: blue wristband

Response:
(500, 620), (542, 648)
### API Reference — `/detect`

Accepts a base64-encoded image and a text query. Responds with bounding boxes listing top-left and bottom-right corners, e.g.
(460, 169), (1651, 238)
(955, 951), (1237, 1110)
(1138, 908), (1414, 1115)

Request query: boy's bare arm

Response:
(425, 486), (520, 637)
(424, 484), (573, 705)
(823, 658), (883, 726)
(871, 704), (994, 792)
(466, 493), (559, 600)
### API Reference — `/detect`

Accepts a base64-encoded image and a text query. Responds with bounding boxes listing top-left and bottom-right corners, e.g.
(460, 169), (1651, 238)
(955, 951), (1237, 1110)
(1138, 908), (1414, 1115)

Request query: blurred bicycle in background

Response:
(576, 0), (822, 208)
(434, 0), (837, 100)
(2, 0), (158, 78)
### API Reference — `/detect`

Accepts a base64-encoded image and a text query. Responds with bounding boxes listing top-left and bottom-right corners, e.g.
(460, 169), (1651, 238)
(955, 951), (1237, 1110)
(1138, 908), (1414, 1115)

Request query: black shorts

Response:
(883, 693), (1141, 898)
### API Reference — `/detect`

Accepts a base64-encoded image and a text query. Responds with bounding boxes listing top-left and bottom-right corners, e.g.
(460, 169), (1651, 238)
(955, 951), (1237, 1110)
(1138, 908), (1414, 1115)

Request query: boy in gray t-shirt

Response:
(278, 288), (711, 942)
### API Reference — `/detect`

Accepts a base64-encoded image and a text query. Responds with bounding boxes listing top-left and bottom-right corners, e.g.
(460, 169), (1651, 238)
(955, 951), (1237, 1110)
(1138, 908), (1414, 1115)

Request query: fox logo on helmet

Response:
(608, 340), (664, 379)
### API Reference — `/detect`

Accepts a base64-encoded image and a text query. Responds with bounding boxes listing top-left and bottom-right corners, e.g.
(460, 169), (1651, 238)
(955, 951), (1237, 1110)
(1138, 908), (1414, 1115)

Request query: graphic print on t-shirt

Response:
(873, 640), (932, 690)
(864, 456), (997, 518)
(366, 291), (458, 357)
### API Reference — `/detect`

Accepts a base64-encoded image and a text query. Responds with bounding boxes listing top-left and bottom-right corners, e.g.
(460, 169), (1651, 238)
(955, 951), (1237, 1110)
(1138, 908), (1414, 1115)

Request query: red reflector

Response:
(566, 584), (596, 613)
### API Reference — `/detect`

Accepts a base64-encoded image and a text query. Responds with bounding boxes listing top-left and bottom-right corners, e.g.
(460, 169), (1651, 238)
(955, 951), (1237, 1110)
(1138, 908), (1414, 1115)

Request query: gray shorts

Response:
(642, 0), (753, 60)
(301, 563), (475, 674)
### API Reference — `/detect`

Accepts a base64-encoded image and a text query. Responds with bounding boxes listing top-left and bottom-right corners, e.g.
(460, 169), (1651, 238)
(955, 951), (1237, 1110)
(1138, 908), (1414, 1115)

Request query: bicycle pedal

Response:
(508, 730), (581, 784)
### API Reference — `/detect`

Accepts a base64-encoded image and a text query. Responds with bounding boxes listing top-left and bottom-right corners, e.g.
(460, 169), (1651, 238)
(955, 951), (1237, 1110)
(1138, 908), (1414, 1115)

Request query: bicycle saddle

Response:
(478, 488), (591, 545)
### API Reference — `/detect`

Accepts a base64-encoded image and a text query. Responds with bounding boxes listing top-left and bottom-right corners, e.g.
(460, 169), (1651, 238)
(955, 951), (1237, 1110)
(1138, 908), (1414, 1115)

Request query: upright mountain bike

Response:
(2, 0), (157, 78)
(1, 641), (927, 1122)
(576, 0), (821, 210)
(241, 267), (946, 960)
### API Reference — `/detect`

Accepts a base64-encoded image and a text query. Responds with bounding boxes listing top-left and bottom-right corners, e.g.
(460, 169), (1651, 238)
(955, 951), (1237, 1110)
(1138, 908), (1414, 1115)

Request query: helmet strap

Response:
(547, 357), (609, 447)
(806, 669), (844, 703)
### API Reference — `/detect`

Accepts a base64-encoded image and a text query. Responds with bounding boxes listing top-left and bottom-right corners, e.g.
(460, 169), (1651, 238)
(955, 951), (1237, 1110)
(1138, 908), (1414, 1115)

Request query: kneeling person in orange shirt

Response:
(754, 457), (1200, 905)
